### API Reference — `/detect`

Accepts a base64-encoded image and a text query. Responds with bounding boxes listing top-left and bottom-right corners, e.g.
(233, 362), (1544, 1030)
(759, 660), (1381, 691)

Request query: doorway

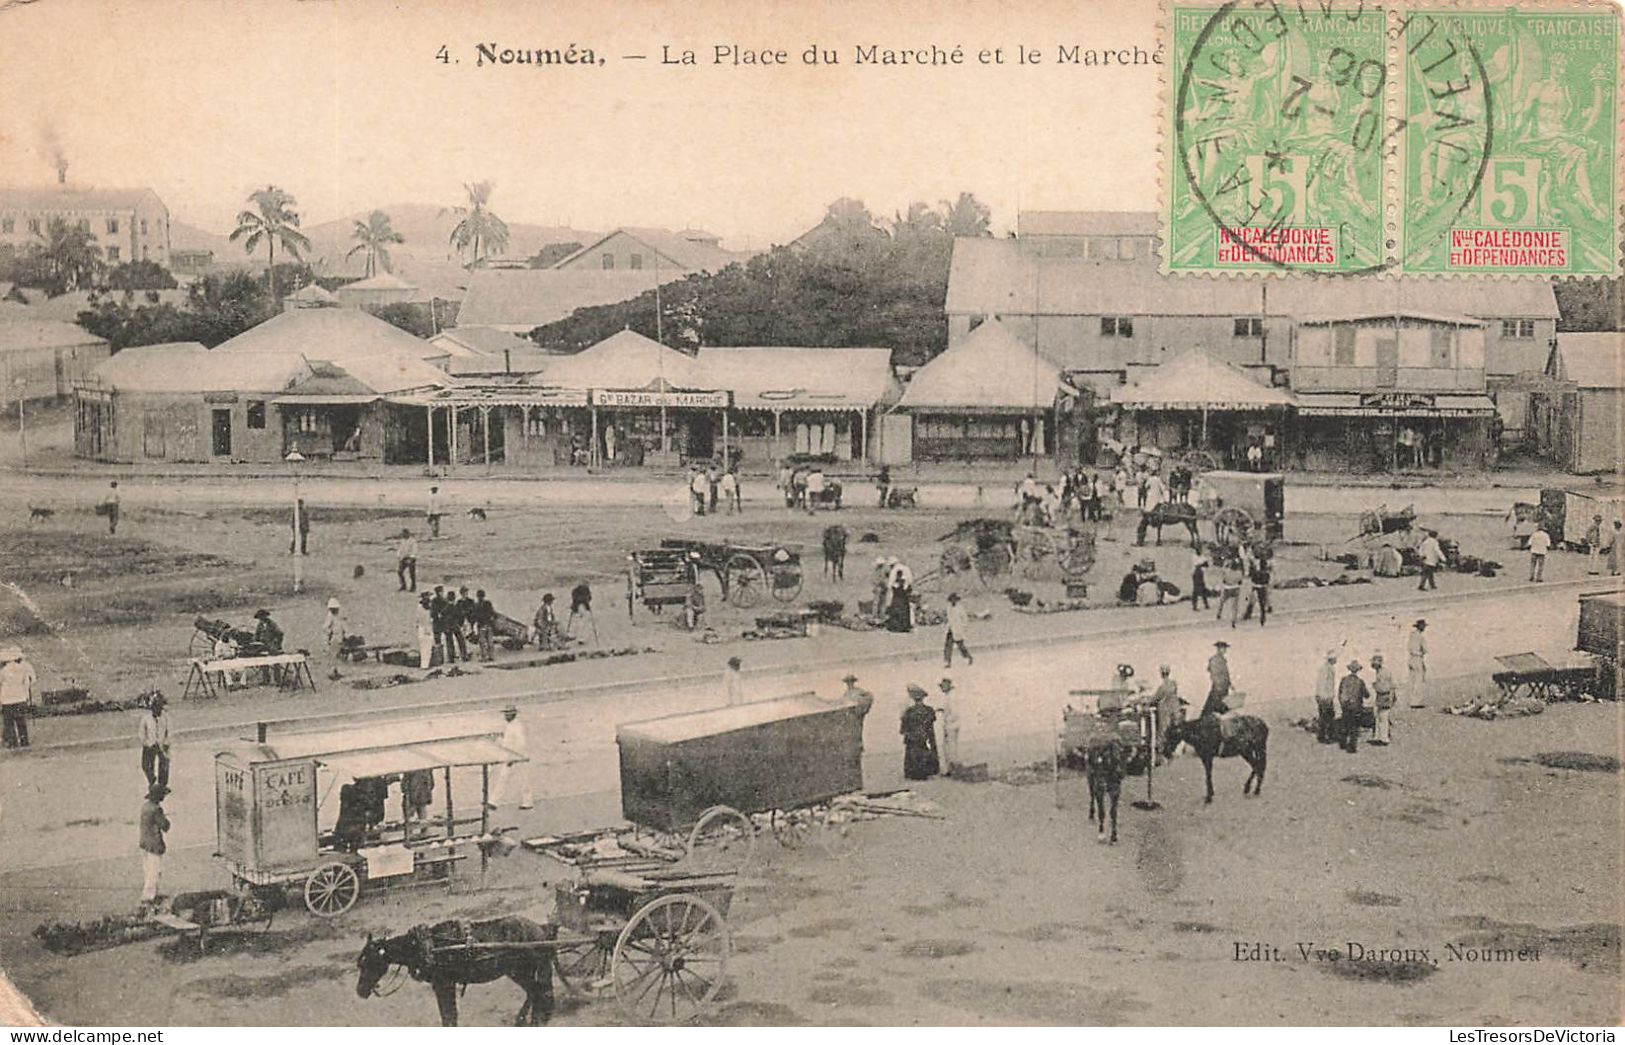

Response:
(211, 408), (232, 457)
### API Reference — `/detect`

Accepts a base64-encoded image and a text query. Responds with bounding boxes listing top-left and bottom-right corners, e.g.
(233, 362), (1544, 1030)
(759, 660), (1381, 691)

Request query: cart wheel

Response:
(189, 629), (215, 659)
(725, 554), (765, 608)
(553, 934), (612, 997)
(685, 805), (756, 873)
(770, 808), (812, 849)
(974, 545), (1013, 583)
(770, 561), (803, 603)
(817, 800), (863, 860)
(303, 861), (360, 917)
(612, 894), (731, 1024)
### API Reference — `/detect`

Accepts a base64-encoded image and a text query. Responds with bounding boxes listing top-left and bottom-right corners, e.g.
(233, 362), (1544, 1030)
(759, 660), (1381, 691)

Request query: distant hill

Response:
(172, 204), (596, 277)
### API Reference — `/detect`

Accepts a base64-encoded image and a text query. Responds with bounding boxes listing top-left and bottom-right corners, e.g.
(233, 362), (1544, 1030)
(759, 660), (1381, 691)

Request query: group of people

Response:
(689, 461), (742, 516)
(777, 462), (828, 512)
(1314, 619), (1431, 752)
(413, 585), (499, 668)
(1014, 460), (1203, 528)
(1190, 542), (1272, 626)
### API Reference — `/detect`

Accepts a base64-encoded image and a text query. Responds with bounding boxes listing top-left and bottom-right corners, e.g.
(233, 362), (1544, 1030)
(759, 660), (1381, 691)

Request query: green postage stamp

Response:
(1162, 1), (1622, 277)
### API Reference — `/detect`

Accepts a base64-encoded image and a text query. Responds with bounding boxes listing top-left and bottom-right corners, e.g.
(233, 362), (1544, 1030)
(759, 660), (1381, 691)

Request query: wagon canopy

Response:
(230, 717), (526, 776)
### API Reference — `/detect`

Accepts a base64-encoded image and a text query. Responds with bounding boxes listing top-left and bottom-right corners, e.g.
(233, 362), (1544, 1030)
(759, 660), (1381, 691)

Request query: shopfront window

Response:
(1429, 327), (1453, 368)
(1333, 326), (1357, 365)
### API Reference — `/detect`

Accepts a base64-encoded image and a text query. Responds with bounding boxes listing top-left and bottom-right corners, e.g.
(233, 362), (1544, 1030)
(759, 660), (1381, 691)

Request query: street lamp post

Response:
(11, 377), (26, 468)
(286, 449), (305, 593)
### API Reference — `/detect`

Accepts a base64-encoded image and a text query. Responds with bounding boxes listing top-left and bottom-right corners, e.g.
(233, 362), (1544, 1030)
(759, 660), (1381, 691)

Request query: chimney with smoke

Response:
(39, 123), (67, 187)
(55, 160), (67, 185)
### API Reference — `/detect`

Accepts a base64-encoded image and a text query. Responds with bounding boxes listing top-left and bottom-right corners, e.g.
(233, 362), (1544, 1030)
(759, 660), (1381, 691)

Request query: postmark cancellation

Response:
(1161, 0), (1623, 278)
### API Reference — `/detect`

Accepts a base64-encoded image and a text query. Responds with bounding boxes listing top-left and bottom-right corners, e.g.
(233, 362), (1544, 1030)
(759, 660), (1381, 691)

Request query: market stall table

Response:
(184, 653), (316, 700)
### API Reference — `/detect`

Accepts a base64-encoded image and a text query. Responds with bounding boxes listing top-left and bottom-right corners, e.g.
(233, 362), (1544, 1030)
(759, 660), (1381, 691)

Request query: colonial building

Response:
(74, 309), (447, 464)
(0, 185), (171, 268)
(0, 319), (109, 401)
(943, 210), (1559, 471)
(894, 319), (1067, 462)
(551, 227), (749, 274)
(1526, 333), (1624, 475)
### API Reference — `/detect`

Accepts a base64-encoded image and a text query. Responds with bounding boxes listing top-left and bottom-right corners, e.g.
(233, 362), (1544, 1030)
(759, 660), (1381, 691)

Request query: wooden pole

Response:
(449, 404), (459, 471)
(444, 766), (454, 841)
(773, 410), (781, 460)
(481, 405), (491, 470)
(425, 404), (435, 471)
(860, 409), (868, 464)
(722, 407), (729, 465)
(591, 405), (599, 469)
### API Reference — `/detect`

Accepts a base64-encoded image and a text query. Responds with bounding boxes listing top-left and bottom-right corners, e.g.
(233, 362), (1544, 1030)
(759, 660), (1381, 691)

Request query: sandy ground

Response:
(1, 468), (1620, 1026)
(1, 691), (1617, 1026)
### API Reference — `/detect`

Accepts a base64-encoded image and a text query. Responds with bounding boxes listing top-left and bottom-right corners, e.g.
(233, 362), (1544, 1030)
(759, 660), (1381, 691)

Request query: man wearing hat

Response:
(1370, 654), (1397, 745)
(900, 684), (940, 781)
(1338, 661), (1370, 753)
(396, 528), (419, 592)
(138, 694), (171, 787)
(942, 592), (974, 668)
(937, 677), (960, 775)
(252, 609), (284, 655)
(1407, 619), (1430, 708)
(1416, 529), (1443, 591)
(0, 647), (37, 748)
(491, 705), (534, 812)
(139, 783), (171, 909)
(1201, 641), (1232, 718)
(840, 673), (874, 717)
(1314, 649), (1339, 744)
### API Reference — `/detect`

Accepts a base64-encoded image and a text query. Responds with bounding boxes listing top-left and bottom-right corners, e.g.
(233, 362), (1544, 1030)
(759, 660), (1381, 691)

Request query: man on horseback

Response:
(1201, 641), (1232, 718)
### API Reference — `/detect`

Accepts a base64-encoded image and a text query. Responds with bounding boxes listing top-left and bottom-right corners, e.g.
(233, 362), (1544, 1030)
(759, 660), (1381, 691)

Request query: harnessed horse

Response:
(356, 916), (557, 1026)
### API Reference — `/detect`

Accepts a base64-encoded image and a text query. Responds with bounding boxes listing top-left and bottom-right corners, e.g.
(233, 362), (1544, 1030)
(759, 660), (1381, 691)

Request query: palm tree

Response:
(31, 217), (103, 295)
(230, 186), (311, 299)
(446, 182), (510, 266)
(347, 210), (404, 278)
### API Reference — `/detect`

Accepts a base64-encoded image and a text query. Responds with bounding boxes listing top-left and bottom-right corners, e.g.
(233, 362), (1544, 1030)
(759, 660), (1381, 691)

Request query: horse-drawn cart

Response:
(1200, 470), (1285, 544)
(657, 538), (804, 608)
(214, 718), (524, 918)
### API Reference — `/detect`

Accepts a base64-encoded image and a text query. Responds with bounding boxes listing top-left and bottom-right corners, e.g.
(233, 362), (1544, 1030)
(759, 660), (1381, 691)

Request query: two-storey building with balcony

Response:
(943, 210), (1560, 471)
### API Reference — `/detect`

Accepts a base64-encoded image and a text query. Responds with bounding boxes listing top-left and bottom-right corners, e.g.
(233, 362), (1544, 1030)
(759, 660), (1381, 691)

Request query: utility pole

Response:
(286, 449), (305, 593)
(12, 378), (26, 468)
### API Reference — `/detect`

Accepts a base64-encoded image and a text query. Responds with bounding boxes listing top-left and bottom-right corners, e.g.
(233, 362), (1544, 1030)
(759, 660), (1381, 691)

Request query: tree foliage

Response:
(367, 300), (459, 339)
(23, 217), (104, 296)
(347, 209), (405, 277)
(447, 182), (510, 264)
(1554, 278), (1621, 332)
(230, 186), (311, 298)
(78, 270), (276, 351)
(102, 260), (178, 291)
(528, 194), (992, 366)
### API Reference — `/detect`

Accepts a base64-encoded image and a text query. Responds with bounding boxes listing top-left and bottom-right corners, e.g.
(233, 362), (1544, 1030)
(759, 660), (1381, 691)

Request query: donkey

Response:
(1162, 713), (1268, 804)
(1136, 502), (1202, 547)
(356, 916), (556, 1026)
(1083, 733), (1130, 844)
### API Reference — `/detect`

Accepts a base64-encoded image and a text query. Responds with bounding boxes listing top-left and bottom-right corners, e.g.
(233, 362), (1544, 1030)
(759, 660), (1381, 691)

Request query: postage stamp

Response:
(1401, 7), (1620, 276)
(1161, 0), (1623, 277)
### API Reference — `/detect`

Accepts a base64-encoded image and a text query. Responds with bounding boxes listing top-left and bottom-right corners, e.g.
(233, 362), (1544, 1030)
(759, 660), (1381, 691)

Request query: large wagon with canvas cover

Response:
(1199, 470), (1285, 544)
(214, 718), (524, 919)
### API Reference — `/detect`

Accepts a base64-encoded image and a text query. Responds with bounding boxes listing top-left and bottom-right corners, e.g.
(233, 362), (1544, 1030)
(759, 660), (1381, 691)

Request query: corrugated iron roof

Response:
(0, 186), (163, 212)
(0, 319), (106, 355)
(529, 329), (705, 389)
(554, 227), (750, 273)
(696, 346), (896, 410)
(1112, 350), (1295, 409)
(457, 268), (682, 330)
(91, 341), (308, 393)
(1553, 333), (1624, 389)
(897, 319), (1062, 411)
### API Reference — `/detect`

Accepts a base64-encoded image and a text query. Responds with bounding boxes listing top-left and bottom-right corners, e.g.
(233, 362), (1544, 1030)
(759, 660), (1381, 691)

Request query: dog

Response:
(467, 507), (488, 522)
(28, 507), (54, 522)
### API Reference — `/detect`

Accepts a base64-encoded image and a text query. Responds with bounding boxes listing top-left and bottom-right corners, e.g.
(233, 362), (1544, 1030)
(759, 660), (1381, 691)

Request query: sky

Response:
(0, 0), (1163, 249)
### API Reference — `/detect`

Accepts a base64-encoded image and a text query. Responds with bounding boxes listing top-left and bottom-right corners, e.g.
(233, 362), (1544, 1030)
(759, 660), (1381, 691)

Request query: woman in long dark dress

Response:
(900, 685), (940, 780)
(885, 576), (913, 633)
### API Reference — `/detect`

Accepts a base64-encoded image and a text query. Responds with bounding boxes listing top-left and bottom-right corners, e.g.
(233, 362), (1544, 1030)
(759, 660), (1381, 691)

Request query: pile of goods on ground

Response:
(1445, 694), (1547, 720)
